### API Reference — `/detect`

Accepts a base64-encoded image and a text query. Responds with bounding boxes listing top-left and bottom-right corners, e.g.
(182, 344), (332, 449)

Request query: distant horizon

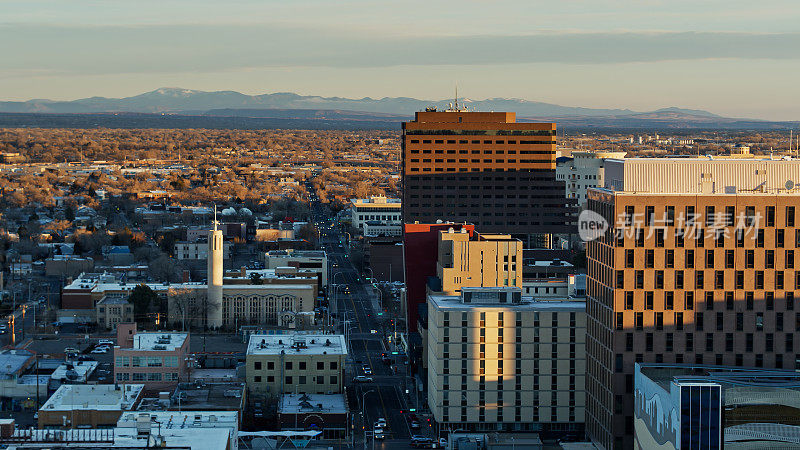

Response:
(3, 1), (800, 121)
(0, 86), (767, 121)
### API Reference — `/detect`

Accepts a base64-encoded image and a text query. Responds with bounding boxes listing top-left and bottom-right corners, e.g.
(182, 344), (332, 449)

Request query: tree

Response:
(65, 205), (75, 222)
(249, 272), (264, 285)
(128, 284), (158, 319)
(149, 254), (177, 282)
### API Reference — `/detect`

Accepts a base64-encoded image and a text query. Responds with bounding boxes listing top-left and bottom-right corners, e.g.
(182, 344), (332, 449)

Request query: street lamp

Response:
(360, 388), (376, 450)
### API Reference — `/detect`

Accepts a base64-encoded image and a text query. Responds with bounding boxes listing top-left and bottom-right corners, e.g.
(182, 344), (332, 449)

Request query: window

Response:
(254, 361), (262, 370)
(725, 250), (734, 268)
(675, 270), (684, 289)
(788, 206), (796, 227)
(706, 250), (715, 268)
(645, 292), (654, 310)
(635, 312), (643, 330)
(665, 292), (674, 310)
(715, 270), (724, 289)
(666, 249), (675, 268)
(686, 250), (695, 268)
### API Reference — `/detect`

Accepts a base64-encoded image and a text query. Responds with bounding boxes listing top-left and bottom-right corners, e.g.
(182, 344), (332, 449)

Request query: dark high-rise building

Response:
(401, 110), (575, 245)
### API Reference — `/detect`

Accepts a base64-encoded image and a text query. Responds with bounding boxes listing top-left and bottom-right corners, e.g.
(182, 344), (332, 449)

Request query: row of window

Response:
(404, 129), (555, 136)
(622, 205), (797, 228)
(252, 375), (337, 385)
(621, 290), (795, 312)
(616, 348), (799, 370)
(619, 266), (799, 291)
(408, 139), (554, 145)
(615, 310), (800, 332)
(441, 406), (576, 425)
(116, 372), (179, 382)
(253, 360), (337, 371)
(116, 356), (179, 368)
(409, 149), (553, 155)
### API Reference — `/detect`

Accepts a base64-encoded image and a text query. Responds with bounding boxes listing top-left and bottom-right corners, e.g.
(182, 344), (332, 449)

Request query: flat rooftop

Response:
(169, 382), (245, 410)
(118, 410), (238, 428)
(279, 393), (348, 415)
(124, 333), (188, 352)
(247, 334), (347, 356)
(0, 349), (33, 377)
(40, 384), (143, 412)
(428, 293), (586, 312)
(51, 360), (98, 382)
(266, 250), (327, 258)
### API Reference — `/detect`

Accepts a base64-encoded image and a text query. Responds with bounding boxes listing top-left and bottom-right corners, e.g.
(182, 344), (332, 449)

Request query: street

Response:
(314, 200), (431, 449)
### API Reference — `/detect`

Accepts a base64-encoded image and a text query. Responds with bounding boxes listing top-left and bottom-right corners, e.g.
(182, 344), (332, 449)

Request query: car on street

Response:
(353, 376), (373, 383)
(373, 428), (385, 440)
(411, 437), (435, 448)
(362, 365), (372, 375)
(410, 420), (420, 429)
(64, 347), (79, 354)
(375, 418), (387, 428)
(98, 339), (115, 345)
(90, 348), (108, 354)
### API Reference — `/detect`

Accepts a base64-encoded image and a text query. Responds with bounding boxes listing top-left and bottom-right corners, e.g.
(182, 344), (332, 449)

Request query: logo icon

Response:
(578, 209), (609, 242)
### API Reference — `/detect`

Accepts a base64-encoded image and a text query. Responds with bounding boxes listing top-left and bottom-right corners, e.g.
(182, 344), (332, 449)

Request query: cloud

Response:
(1, 24), (799, 77)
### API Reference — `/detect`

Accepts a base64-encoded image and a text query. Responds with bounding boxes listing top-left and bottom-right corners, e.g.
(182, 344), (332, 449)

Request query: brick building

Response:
(585, 158), (800, 448)
(401, 110), (575, 246)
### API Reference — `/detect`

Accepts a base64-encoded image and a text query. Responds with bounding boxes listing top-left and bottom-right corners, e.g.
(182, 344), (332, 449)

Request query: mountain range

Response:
(0, 88), (794, 130)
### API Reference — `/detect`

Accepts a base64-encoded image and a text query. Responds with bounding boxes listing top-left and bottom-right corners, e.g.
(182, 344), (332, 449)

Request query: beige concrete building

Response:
(174, 240), (232, 260)
(427, 287), (586, 436)
(436, 229), (523, 295)
(350, 196), (402, 230)
(95, 295), (134, 329)
(220, 284), (316, 329)
(37, 384), (144, 429)
(264, 250), (328, 287)
(246, 334), (346, 397)
(556, 150), (627, 207)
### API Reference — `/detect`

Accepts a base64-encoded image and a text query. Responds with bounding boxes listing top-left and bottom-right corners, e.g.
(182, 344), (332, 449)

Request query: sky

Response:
(2, 0), (799, 120)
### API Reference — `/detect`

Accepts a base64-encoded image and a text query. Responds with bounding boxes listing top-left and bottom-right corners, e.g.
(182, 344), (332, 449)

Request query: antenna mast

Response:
(454, 84), (459, 111)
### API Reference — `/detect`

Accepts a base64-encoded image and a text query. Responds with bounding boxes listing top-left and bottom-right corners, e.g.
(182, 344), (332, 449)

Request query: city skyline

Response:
(2, 0), (799, 120)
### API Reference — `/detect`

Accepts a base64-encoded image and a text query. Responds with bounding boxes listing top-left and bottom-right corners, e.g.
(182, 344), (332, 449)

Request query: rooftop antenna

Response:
(454, 84), (458, 111)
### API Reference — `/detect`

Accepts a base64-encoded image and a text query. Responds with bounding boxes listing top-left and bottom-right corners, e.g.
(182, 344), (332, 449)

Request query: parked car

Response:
(90, 347), (108, 354)
(98, 339), (115, 345)
(353, 376), (373, 383)
(64, 347), (79, 354)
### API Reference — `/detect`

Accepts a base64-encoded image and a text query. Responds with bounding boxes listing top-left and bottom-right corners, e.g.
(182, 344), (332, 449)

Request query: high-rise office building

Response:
(401, 110), (575, 245)
(427, 287), (586, 437)
(585, 158), (800, 448)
